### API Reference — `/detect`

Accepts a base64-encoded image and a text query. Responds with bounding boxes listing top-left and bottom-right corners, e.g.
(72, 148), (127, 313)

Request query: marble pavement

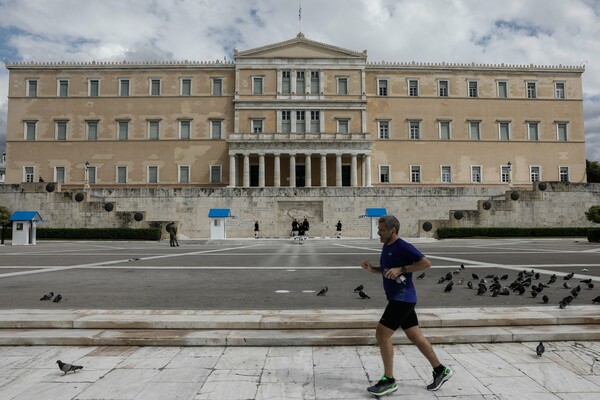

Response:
(0, 341), (599, 399)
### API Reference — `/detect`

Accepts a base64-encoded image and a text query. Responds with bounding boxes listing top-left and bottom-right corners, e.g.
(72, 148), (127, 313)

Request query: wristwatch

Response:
(400, 265), (407, 275)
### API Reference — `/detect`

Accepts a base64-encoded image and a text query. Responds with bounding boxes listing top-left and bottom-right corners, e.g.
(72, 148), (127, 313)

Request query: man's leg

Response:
(376, 322), (396, 378)
(403, 325), (441, 368)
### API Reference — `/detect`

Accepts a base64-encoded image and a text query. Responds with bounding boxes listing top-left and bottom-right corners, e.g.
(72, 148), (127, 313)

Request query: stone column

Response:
(274, 153), (281, 187)
(351, 153), (358, 187)
(243, 154), (250, 187)
(305, 154), (312, 187)
(258, 153), (265, 187)
(289, 154), (296, 187)
(320, 154), (327, 187)
(335, 154), (342, 187)
(365, 154), (372, 187)
(229, 154), (236, 187)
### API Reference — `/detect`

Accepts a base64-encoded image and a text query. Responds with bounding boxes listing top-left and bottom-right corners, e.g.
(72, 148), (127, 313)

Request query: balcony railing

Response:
(228, 132), (370, 141)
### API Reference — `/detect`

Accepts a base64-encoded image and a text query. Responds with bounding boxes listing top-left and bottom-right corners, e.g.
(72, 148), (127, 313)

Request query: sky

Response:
(1, 0), (600, 160)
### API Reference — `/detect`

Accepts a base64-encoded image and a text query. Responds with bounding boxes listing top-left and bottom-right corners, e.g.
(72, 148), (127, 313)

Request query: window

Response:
(119, 79), (130, 96)
(179, 165), (190, 184)
(337, 77), (348, 95)
(210, 165), (222, 184)
(148, 120), (160, 140)
(497, 81), (508, 98)
(58, 79), (69, 97)
(530, 166), (541, 183)
(118, 121), (129, 140)
(501, 165), (511, 183)
(24, 166), (35, 182)
(408, 79), (419, 96)
(117, 166), (127, 184)
(469, 121), (481, 140)
(310, 71), (319, 95)
(379, 165), (390, 183)
(282, 111), (291, 133)
(527, 81), (537, 99)
(212, 78), (222, 96)
(87, 166), (96, 184)
(148, 166), (158, 184)
(337, 119), (349, 134)
(181, 78), (192, 96)
(409, 121), (420, 140)
(210, 120), (222, 139)
(499, 122), (510, 140)
(252, 77), (263, 94)
(252, 119), (263, 133)
(441, 165), (451, 183)
(439, 121), (451, 140)
(150, 79), (161, 96)
(281, 70), (291, 94)
(179, 120), (191, 140)
(555, 82), (565, 99)
(557, 123), (568, 141)
(310, 111), (320, 133)
(438, 80), (448, 97)
(471, 166), (482, 183)
(86, 121), (98, 141)
(468, 81), (478, 97)
(559, 166), (569, 182)
(56, 121), (68, 140)
(296, 111), (306, 133)
(296, 71), (305, 94)
(528, 122), (539, 141)
(89, 79), (99, 96)
(27, 79), (38, 97)
(411, 166), (421, 183)
(25, 121), (37, 140)
(54, 166), (65, 183)
(378, 79), (388, 96)
(378, 121), (389, 139)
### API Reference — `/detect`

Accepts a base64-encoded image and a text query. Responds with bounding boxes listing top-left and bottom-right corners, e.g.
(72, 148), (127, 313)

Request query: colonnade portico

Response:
(228, 151), (372, 188)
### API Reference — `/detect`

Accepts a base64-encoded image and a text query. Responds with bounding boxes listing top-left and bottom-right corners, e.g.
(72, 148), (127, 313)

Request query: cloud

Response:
(0, 0), (599, 159)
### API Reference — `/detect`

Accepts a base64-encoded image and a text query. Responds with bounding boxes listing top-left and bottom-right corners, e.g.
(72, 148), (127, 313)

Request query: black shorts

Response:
(379, 300), (419, 331)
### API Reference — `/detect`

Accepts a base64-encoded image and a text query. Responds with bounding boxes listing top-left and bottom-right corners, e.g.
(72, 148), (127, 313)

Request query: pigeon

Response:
(457, 278), (464, 285)
(575, 285), (581, 293)
(536, 342), (545, 357)
(564, 295), (574, 304)
(472, 273), (479, 280)
(353, 284), (364, 293)
(452, 269), (460, 275)
(564, 272), (574, 280)
(467, 281), (473, 289)
(563, 282), (571, 289)
(592, 296), (600, 304)
(416, 272), (425, 279)
(500, 274), (509, 280)
(548, 274), (557, 284)
(437, 276), (446, 284)
(582, 268), (589, 272)
(542, 295), (549, 304)
(444, 281), (454, 292)
(580, 279), (592, 284)
(559, 299), (568, 309)
(485, 274), (495, 279)
(491, 289), (499, 297)
(53, 294), (62, 303)
(445, 272), (453, 281)
(316, 286), (328, 296)
(516, 286), (526, 296)
(477, 285), (487, 296)
(588, 283), (595, 289)
(460, 263), (465, 269)
(534, 272), (540, 280)
(531, 291), (538, 298)
(40, 292), (54, 301)
(56, 360), (83, 375)
(358, 290), (370, 299)
(499, 288), (510, 296)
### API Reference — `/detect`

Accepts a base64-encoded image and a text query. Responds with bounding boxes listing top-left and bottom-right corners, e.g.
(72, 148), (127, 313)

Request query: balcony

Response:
(228, 132), (370, 141)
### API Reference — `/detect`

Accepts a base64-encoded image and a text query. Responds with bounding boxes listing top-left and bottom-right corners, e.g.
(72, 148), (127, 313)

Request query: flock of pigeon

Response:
(39, 291), (62, 303)
(428, 263), (600, 308)
(315, 284), (372, 299)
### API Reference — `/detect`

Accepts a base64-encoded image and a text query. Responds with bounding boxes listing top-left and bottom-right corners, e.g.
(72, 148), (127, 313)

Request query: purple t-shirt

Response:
(379, 238), (424, 302)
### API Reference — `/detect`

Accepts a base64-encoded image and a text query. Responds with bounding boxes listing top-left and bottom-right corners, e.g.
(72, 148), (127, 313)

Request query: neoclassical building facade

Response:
(3, 34), (586, 188)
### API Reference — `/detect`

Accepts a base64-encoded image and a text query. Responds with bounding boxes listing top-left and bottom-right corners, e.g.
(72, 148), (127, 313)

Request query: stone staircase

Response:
(0, 306), (598, 346)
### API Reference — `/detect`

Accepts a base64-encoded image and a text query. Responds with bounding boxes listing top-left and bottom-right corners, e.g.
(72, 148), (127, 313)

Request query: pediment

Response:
(235, 33), (367, 60)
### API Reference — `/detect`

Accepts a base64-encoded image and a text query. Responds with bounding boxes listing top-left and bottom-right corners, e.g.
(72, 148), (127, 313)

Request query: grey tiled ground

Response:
(0, 341), (599, 399)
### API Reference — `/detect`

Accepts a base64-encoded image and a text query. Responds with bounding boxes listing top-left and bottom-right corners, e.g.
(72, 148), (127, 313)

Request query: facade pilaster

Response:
(258, 153), (265, 187)
(305, 154), (312, 187)
(274, 153), (281, 187)
(351, 153), (358, 187)
(320, 154), (327, 187)
(243, 154), (250, 187)
(335, 154), (342, 187)
(289, 154), (296, 187)
(229, 154), (236, 187)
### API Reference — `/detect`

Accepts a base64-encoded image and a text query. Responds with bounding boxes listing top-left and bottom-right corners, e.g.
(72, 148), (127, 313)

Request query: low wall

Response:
(1, 183), (598, 238)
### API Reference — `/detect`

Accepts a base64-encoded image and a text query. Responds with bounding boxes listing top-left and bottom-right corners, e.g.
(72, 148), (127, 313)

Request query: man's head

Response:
(377, 215), (399, 244)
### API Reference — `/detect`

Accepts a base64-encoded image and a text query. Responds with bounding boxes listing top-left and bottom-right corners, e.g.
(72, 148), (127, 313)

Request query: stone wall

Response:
(1, 182), (599, 238)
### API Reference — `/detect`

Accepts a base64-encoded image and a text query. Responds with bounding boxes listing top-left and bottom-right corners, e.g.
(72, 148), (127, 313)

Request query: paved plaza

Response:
(0, 237), (599, 399)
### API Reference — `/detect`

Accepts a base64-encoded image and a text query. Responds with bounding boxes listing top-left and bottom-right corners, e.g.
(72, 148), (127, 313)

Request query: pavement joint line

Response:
(0, 243), (265, 279)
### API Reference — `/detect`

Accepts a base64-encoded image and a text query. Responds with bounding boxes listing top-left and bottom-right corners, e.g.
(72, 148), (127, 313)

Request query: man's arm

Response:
(361, 260), (381, 274)
(383, 256), (432, 280)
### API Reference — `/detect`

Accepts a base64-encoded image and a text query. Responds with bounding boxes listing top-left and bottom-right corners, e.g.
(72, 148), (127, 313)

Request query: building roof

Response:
(208, 208), (232, 218)
(364, 208), (387, 218)
(9, 211), (44, 222)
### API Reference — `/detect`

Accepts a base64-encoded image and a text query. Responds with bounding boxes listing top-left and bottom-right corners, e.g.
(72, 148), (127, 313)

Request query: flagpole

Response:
(299, 0), (302, 33)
